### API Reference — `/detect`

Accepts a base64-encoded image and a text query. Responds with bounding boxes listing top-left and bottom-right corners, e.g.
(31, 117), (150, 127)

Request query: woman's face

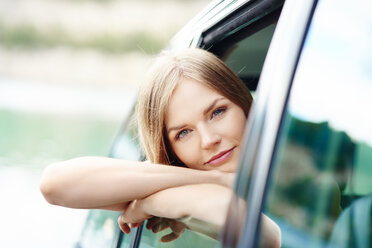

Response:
(165, 78), (247, 172)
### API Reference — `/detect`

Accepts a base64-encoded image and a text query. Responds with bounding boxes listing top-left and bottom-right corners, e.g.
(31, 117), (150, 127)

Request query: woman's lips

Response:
(205, 147), (236, 166)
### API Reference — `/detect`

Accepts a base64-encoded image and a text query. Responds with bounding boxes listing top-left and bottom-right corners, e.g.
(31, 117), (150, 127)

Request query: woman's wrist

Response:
(207, 169), (235, 188)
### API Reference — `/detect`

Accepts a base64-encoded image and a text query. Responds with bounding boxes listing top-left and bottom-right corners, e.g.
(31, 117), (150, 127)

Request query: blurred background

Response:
(0, 0), (208, 247)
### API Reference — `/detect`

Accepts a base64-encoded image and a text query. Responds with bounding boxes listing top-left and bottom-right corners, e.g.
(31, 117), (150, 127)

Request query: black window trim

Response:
(201, 0), (284, 50)
(205, 4), (283, 91)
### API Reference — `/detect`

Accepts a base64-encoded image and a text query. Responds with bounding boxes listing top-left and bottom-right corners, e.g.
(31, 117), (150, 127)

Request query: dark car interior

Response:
(202, 0), (283, 92)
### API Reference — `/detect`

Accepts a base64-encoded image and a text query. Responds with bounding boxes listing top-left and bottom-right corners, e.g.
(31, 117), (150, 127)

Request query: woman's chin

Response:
(213, 161), (238, 173)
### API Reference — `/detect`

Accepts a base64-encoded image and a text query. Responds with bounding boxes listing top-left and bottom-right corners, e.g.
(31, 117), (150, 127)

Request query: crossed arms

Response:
(39, 156), (280, 247)
(39, 156), (232, 209)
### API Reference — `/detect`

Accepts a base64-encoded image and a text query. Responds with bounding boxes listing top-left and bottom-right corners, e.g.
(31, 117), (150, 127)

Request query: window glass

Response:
(223, 24), (276, 92)
(224, 24), (276, 90)
(138, 223), (219, 248)
(77, 210), (122, 248)
(111, 114), (141, 160)
(119, 227), (138, 248)
(260, 0), (372, 247)
(78, 112), (141, 248)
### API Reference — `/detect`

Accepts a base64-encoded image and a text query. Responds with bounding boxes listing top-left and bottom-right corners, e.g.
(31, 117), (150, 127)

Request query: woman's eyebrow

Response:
(167, 124), (186, 134)
(167, 97), (225, 134)
(203, 97), (225, 115)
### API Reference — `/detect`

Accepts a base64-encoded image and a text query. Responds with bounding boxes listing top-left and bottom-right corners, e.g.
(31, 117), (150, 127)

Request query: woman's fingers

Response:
(118, 213), (146, 233)
(118, 214), (140, 233)
(129, 222), (143, 228)
(146, 217), (162, 230)
(169, 219), (186, 234)
(153, 221), (170, 233)
(146, 217), (171, 233)
(117, 200), (152, 230)
(146, 217), (187, 242)
(117, 217), (131, 234)
(119, 216), (187, 243)
(157, 219), (186, 242)
(160, 232), (180, 243)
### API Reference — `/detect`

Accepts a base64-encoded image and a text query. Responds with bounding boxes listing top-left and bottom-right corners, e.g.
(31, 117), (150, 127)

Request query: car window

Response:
(138, 226), (219, 248)
(77, 110), (141, 248)
(132, 4), (282, 248)
(258, 0), (372, 247)
(223, 24), (276, 92)
(77, 210), (123, 248)
(205, 3), (281, 93)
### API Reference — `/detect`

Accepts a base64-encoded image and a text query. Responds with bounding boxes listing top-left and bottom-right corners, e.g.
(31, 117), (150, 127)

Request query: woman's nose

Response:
(199, 125), (221, 149)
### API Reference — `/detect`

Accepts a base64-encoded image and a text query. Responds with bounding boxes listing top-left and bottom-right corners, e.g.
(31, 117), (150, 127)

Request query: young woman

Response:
(40, 48), (280, 247)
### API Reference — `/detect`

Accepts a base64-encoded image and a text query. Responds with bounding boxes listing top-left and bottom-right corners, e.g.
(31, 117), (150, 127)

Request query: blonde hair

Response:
(136, 48), (253, 166)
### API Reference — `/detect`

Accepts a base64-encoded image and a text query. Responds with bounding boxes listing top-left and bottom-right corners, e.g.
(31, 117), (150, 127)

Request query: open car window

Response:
(222, 23), (276, 92)
(131, 2), (283, 248)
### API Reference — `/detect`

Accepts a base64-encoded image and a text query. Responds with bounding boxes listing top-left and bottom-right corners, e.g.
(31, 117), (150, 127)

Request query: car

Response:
(75, 0), (372, 247)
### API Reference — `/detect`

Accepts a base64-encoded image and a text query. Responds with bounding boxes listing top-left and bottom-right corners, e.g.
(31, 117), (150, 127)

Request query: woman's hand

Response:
(117, 200), (152, 234)
(118, 183), (232, 229)
(146, 217), (187, 242)
(117, 202), (187, 242)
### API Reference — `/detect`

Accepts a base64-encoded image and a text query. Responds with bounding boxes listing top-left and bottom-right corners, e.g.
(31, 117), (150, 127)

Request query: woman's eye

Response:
(211, 107), (226, 119)
(176, 129), (191, 140)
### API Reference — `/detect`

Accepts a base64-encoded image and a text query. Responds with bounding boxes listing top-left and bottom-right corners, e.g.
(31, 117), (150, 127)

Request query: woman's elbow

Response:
(39, 163), (64, 205)
(269, 223), (281, 248)
(260, 214), (282, 248)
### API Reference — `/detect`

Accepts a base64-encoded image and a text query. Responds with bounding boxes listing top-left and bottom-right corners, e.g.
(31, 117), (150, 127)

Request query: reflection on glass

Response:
(111, 132), (141, 160)
(77, 210), (122, 248)
(79, 113), (141, 248)
(119, 228), (133, 248)
(225, 24), (276, 87)
(138, 220), (219, 248)
(110, 114), (141, 160)
(260, 0), (372, 247)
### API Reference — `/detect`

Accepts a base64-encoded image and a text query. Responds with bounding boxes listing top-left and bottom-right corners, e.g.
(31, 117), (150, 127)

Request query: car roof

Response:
(168, 0), (253, 50)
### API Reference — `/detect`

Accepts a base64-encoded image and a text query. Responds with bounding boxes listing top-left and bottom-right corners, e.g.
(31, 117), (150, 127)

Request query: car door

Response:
(75, 108), (143, 248)
(79, 0), (372, 247)
(224, 0), (372, 247)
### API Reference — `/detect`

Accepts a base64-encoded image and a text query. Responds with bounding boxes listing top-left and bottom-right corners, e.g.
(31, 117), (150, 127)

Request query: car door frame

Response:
(221, 0), (319, 247)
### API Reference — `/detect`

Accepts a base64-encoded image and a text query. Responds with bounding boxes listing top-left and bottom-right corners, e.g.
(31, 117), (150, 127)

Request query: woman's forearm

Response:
(138, 184), (232, 227)
(39, 156), (228, 209)
(134, 186), (281, 247)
